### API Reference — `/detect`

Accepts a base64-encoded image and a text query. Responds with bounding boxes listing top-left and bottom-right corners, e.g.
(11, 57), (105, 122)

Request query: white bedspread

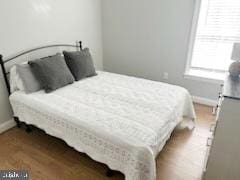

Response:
(10, 71), (196, 180)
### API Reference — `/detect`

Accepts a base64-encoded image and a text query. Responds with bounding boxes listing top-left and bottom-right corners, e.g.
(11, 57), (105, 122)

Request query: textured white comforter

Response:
(10, 71), (196, 180)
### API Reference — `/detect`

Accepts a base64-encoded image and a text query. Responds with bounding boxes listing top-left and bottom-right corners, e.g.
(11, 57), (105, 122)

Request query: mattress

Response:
(10, 71), (196, 180)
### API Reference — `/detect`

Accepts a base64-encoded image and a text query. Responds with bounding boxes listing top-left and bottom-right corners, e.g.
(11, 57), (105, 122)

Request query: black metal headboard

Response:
(0, 41), (83, 95)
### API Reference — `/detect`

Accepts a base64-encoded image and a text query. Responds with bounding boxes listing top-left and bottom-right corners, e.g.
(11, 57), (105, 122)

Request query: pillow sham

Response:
(10, 65), (24, 93)
(63, 48), (97, 81)
(28, 54), (74, 93)
(10, 64), (42, 93)
(16, 64), (42, 93)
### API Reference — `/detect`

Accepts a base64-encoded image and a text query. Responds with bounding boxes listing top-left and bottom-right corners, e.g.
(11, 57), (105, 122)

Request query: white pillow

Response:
(10, 65), (25, 93)
(9, 64), (42, 94)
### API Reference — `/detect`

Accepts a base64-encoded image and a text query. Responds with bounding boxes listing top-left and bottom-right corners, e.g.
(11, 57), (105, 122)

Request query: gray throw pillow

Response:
(63, 48), (97, 81)
(28, 54), (74, 93)
(15, 64), (42, 93)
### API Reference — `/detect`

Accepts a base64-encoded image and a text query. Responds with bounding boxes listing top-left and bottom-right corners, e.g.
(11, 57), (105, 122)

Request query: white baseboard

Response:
(0, 119), (16, 134)
(192, 96), (218, 107)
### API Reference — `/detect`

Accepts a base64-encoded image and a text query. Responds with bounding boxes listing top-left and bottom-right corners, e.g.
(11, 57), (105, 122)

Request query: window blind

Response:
(191, 0), (240, 71)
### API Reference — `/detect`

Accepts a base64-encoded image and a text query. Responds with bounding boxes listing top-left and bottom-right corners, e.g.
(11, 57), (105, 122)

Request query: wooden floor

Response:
(0, 104), (214, 180)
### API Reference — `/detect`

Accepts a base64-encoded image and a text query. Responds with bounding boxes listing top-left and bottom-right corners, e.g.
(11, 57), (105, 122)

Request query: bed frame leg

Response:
(25, 125), (32, 133)
(106, 169), (114, 177)
(14, 117), (21, 128)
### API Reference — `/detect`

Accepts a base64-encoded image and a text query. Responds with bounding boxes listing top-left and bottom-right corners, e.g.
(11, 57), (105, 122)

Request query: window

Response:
(186, 0), (240, 81)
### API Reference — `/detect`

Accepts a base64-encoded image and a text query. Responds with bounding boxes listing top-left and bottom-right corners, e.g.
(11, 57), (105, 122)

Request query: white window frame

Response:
(184, 0), (225, 84)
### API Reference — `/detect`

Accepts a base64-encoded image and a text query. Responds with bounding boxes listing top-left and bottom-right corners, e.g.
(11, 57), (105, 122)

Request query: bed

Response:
(1, 42), (196, 180)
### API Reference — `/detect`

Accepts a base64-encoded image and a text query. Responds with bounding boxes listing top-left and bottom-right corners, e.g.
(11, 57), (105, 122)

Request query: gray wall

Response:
(0, 0), (103, 124)
(102, 0), (221, 101)
(0, 76), (12, 124)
